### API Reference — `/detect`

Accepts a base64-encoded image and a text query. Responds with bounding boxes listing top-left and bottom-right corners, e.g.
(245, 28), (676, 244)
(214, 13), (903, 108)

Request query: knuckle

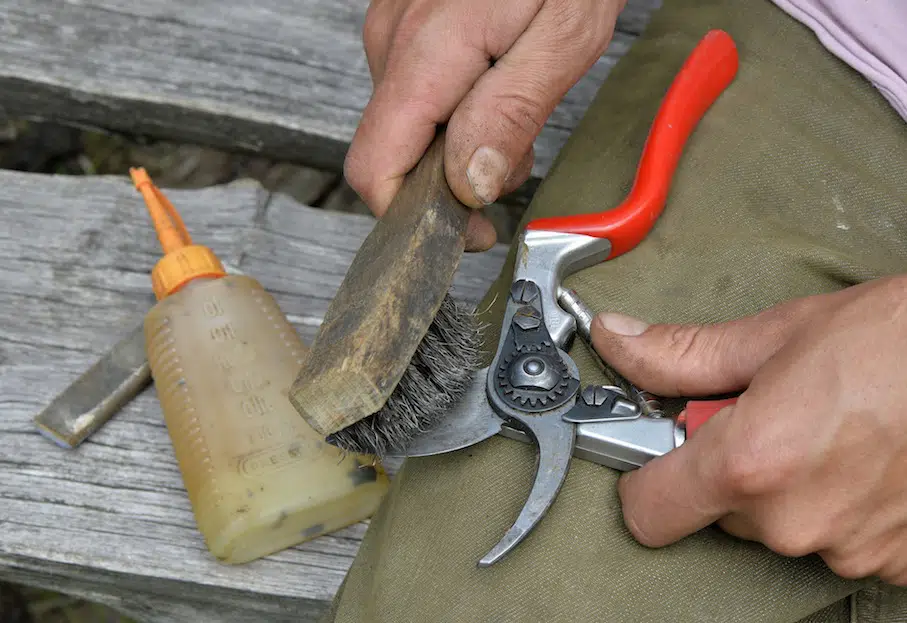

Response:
(711, 396), (799, 499)
(719, 452), (763, 496)
(491, 91), (548, 144)
(665, 324), (754, 382)
(666, 325), (742, 379)
(761, 525), (823, 558)
(824, 553), (881, 581)
(664, 324), (740, 391)
(362, 0), (397, 55)
(666, 325), (709, 366)
(717, 443), (786, 499)
(547, 0), (612, 51)
(391, 2), (433, 50)
(548, 0), (593, 37)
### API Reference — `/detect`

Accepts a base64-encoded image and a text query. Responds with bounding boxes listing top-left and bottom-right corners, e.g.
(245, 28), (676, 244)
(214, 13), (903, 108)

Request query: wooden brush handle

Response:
(289, 129), (473, 438)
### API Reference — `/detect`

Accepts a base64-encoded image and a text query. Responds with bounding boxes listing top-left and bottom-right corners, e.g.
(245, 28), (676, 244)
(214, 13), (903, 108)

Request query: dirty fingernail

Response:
(597, 312), (649, 337)
(466, 147), (509, 205)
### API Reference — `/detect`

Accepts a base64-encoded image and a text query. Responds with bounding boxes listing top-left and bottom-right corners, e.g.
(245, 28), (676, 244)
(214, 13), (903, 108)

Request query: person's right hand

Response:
(591, 275), (907, 587)
(344, 0), (628, 251)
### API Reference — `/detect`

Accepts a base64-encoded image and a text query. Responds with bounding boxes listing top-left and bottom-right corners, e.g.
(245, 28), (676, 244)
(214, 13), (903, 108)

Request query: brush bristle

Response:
(325, 293), (484, 458)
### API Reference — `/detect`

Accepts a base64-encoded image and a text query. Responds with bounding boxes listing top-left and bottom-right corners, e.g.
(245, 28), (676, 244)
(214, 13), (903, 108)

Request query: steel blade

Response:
(384, 367), (501, 457)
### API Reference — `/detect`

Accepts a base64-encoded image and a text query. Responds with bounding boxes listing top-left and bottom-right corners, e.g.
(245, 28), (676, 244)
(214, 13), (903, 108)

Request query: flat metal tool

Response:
(33, 263), (245, 448)
(384, 30), (742, 567)
(34, 323), (152, 449)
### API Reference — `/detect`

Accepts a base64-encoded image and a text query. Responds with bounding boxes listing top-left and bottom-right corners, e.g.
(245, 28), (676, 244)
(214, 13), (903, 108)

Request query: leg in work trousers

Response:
(323, 0), (907, 620)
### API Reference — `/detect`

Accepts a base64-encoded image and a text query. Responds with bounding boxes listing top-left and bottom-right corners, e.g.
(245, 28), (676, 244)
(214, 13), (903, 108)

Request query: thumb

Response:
(616, 401), (740, 547)
(589, 304), (809, 397)
(443, 1), (622, 206)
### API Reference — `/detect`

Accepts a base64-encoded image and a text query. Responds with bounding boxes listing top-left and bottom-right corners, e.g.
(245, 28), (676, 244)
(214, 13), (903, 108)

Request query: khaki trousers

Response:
(324, 0), (907, 620)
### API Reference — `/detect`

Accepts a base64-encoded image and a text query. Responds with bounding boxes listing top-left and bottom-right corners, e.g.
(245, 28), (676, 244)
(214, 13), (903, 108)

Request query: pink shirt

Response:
(771, 0), (907, 122)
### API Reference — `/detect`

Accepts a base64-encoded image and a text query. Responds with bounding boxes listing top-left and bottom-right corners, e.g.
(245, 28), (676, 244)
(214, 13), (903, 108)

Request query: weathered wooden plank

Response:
(0, 0), (660, 194)
(0, 170), (508, 621)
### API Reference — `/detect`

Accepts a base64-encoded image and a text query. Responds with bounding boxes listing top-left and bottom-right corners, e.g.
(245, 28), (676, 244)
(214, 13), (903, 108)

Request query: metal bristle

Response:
(325, 293), (485, 458)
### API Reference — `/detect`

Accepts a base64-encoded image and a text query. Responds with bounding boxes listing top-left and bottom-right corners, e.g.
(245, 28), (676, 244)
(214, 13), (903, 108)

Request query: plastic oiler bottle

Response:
(130, 168), (389, 564)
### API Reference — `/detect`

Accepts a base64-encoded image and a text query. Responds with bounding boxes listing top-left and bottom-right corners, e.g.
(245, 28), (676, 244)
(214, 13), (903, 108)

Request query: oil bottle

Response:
(130, 168), (389, 564)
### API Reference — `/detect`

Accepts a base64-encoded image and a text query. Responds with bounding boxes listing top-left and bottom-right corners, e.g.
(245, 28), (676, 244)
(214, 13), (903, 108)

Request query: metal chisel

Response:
(33, 262), (244, 448)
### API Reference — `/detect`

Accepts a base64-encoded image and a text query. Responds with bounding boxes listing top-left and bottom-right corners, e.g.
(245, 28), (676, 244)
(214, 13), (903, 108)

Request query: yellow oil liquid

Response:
(144, 274), (389, 564)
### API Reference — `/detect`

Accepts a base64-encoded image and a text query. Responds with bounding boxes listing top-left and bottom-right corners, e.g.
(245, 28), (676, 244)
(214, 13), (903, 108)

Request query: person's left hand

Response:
(345, 0), (627, 252)
(589, 274), (907, 586)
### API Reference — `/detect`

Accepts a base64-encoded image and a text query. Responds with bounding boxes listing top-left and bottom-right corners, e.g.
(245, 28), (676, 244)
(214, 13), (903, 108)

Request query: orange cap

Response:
(130, 167), (226, 300)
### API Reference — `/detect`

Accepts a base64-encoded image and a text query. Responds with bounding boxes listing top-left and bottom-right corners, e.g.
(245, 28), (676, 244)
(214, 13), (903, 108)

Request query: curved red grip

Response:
(683, 397), (738, 438)
(526, 30), (739, 259)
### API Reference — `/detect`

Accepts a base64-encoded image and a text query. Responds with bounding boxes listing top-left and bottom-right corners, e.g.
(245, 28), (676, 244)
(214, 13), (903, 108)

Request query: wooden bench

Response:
(0, 0), (660, 620)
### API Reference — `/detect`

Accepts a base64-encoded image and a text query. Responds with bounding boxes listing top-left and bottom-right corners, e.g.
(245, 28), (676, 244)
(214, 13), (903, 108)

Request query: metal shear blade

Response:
(476, 394), (577, 568)
(475, 251), (626, 567)
(392, 367), (501, 456)
(385, 231), (635, 568)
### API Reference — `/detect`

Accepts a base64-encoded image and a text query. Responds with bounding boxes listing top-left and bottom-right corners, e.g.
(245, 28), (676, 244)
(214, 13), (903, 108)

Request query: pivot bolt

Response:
(523, 358), (544, 376)
(509, 354), (559, 390)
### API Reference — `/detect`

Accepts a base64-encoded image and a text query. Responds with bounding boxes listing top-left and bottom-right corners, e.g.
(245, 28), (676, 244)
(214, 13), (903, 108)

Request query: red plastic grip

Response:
(526, 30), (739, 260)
(682, 396), (738, 438)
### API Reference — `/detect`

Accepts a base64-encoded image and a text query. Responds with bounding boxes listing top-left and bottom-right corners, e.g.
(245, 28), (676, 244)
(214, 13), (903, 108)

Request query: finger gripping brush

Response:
(288, 130), (483, 457)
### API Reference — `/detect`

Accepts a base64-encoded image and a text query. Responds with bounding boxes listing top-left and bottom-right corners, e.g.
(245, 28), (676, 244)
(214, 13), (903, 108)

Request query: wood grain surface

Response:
(0, 0), (660, 194)
(0, 170), (508, 621)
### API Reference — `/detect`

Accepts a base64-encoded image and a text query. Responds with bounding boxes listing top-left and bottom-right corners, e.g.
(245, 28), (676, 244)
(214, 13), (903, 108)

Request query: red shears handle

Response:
(526, 29), (739, 260)
(683, 397), (739, 438)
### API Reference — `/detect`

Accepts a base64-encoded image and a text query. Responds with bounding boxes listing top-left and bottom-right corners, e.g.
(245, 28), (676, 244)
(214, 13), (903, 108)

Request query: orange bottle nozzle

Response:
(130, 167), (226, 300)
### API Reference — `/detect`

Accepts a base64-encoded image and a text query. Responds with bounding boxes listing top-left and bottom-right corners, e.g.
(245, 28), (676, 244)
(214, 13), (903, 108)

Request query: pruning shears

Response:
(385, 30), (742, 567)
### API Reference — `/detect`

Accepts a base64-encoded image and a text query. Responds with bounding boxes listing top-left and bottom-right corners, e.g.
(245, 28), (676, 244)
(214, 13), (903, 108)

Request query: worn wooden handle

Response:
(289, 130), (472, 437)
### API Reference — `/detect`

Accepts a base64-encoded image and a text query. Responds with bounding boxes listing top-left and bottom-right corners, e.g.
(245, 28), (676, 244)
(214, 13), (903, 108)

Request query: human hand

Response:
(590, 275), (907, 586)
(345, 0), (627, 251)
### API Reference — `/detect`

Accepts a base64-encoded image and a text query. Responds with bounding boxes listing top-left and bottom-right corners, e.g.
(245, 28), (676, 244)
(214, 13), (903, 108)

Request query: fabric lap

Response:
(323, 1), (907, 621)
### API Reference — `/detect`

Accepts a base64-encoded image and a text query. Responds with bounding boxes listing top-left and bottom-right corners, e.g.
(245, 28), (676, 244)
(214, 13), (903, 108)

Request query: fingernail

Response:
(597, 312), (649, 336)
(466, 146), (509, 205)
